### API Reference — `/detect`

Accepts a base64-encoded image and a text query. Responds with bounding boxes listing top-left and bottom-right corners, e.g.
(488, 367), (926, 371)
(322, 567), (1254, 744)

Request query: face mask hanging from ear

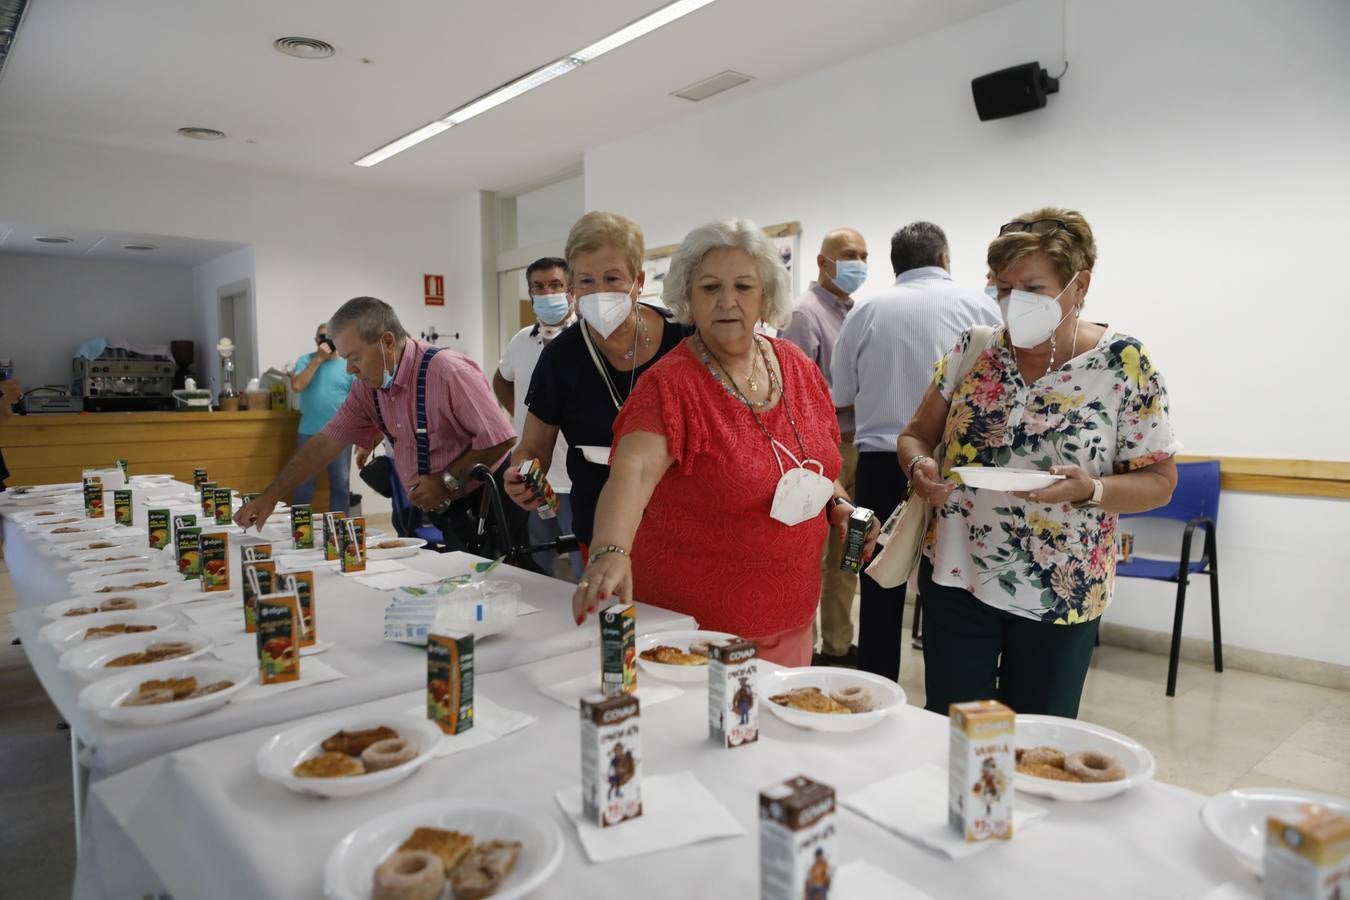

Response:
(379, 339), (395, 390)
(768, 439), (834, 527)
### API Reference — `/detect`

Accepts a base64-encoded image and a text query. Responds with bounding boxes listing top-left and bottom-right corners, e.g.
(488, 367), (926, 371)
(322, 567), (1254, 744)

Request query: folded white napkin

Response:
(228, 655), (345, 702)
(210, 637), (332, 667)
(834, 860), (936, 899)
(555, 770), (743, 863)
(1196, 883), (1261, 900)
(401, 695), (538, 758)
(180, 600), (242, 626)
(537, 672), (681, 709)
(336, 559), (405, 577)
(842, 764), (1047, 860)
(354, 568), (444, 591)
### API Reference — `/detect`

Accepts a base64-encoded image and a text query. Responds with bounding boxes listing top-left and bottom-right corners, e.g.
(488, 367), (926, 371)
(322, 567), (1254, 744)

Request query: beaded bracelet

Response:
(591, 544), (630, 562)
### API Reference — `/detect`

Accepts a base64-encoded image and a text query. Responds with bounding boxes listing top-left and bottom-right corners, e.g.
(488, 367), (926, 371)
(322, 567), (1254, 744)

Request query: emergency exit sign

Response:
(424, 274), (444, 306)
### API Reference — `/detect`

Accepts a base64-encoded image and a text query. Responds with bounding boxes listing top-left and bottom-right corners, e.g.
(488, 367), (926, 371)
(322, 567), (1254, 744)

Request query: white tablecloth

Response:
(87, 648), (1253, 900)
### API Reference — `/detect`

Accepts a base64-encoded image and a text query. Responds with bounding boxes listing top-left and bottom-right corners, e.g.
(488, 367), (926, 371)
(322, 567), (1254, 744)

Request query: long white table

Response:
(85, 647), (1252, 900)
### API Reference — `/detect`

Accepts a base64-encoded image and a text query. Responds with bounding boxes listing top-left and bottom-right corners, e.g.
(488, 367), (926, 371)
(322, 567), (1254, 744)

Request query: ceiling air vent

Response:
(34, 235), (74, 244)
(122, 243), (159, 252)
(0, 0), (32, 84)
(177, 127), (226, 140)
(273, 36), (336, 59)
(671, 70), (754, 102)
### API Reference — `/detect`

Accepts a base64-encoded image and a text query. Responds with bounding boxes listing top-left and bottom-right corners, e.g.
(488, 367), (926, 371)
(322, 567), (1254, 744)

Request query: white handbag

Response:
(864, 326), (997, 588)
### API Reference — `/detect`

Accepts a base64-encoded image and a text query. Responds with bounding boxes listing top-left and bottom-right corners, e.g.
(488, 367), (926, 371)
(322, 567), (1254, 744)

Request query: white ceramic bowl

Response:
(1200, 788), (1350, 876)
(41, 589), (178, 620)
(366, 537), (427, 561)
(58, 628), (212, 681)
(73, 569), (177, 596)
(78, 660), (250, 725)
(635, 630), (738, 682)
(323, 799), (564, 900)
(1013, 714), (1156, 801)
(256, 713), (442, 799)
(952, 466), (1066, 492)
(39, 609), (183, 649)
(762, 667), (905, 733)
(578, 445), (611, 465)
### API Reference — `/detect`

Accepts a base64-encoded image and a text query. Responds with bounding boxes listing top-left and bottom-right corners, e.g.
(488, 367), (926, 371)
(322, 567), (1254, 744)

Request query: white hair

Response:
(661, 218), (793, 330)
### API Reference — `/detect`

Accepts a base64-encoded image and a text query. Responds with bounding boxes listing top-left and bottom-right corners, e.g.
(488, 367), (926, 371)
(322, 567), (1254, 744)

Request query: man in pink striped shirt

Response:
(236, 297), (518, 550)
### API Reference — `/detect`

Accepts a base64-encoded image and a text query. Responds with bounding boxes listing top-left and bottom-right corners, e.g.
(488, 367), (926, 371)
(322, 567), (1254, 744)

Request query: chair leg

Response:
(1166, 578), (1188, 697)
(1207, 530), (1223, 673)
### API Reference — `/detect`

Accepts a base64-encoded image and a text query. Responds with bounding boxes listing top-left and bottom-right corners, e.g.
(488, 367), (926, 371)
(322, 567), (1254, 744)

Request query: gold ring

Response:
(578, 580), (591, 589)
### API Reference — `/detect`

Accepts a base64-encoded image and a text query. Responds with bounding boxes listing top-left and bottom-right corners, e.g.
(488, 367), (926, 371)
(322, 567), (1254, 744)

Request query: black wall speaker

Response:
(971, 63), (1060, 121)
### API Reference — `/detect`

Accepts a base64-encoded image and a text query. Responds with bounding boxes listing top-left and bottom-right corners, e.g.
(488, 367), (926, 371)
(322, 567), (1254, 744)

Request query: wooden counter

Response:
(0, 409), (329, 509)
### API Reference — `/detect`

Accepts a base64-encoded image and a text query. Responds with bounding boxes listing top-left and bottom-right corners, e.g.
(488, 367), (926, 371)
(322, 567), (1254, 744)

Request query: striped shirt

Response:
(831, 267), (1001, 452)
(322, 338), (515, 487)
(780, 283), (855, 436)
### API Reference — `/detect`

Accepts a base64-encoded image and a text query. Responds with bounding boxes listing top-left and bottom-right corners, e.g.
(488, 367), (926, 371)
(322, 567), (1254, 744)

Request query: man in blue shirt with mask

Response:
(290, 321), (356, 512)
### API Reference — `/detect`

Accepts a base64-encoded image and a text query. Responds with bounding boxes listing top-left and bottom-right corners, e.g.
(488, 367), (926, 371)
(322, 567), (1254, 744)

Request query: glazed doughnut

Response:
(1017, 760), (1081, 782)
(1016, 746), (1067, 768)
(361, 738), (419, 772)
(372, 850), (445, 900)
(829, 685), (875, 713)
(688, 639), (713, 658)
(1064, 749), (1127, 782)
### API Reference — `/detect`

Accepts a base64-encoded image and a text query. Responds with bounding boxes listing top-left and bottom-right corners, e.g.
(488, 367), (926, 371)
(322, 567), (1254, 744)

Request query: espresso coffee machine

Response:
(75, 347), (177, 411)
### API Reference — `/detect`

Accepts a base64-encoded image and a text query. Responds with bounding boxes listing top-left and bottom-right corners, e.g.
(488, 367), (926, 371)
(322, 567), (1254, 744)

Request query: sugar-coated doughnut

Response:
(372, 850), (445, 900)
(1064, 749), (1127, 782)
(829, 685), (875, 713)
(1017, 746), (1067, 768)
(361, 738), (419, 772)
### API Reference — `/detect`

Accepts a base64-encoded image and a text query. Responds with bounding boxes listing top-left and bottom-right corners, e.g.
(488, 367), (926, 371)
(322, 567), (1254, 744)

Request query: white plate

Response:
(578, 444), (611, 465)
(39, 520), (116, 541)
(12, 491), (82, 507)
(11, 481), (82, 495)
(41, 589), (178, 620)
(367, 537), (427, 560)
(56, 534), (147, 558)
(1200, 788), (1350, 876)
(69, 548), (162, 567)
(129, 474), (175, 485)
(58, 628), (212, 681)
(762, 667), (905, 733)
(78, 660), (250, 726)
(952, 466), (1065, 492)
(11, 508), (83, 525)
(73, 569), (177, 596)
(39, 609), (183, 649)
(70, 562), (168, 584)
(635, 630), (738, 682)
(257, 713), (442, 799)
(1013, 714), (1156, 802)
(323, 799), (564, 900)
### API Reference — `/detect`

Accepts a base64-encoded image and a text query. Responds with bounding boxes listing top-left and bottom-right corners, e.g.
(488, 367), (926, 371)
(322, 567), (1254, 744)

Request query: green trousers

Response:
(919, 558), (1100, 718)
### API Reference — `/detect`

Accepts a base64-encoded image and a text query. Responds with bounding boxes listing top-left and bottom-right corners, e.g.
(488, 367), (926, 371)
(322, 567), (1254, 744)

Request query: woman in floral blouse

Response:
(898, 207), (1179, 717)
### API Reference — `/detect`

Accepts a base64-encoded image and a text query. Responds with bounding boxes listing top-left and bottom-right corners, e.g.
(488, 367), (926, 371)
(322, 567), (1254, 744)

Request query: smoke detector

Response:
(273, 36), (335, 59)
(177, 127), (226, 140)
(671, 70), (754, 102)
(34, 235), (74, 244)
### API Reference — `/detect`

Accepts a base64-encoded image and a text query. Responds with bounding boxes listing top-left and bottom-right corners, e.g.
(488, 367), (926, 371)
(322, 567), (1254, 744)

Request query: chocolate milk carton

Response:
(949, 699), (1016, 842)
(1264, 809), (1350, 900)
(599, 603), (636, 696)
(759, 776), (836, 900)
(580, 693), (642, 827)
(708, 638), (758, 748)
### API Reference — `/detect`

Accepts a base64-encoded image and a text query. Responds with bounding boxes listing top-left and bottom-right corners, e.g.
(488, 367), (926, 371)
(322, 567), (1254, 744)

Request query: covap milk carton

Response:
(759, 775), (836, 900)
(708, 638), (758, 748)
(949, 699), (1016, 843)
(580, 692), (641, 827)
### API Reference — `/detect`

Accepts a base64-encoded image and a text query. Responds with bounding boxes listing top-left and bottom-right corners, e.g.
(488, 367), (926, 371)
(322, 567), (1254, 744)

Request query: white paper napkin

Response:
(537, 672), (681, 709)
(228, 655), (345, 702)
(842, 764), (1047, 859)
(354, 568), (444, 591)
(180, 600), (242, 626)
(1196, 883), (1261, 900)
(555, 771), (743, 863)
(211, 637), (334, 666)
(834, 860), (936, 899)
(336, 559), (406, 577)
(401, 695), (538, 758)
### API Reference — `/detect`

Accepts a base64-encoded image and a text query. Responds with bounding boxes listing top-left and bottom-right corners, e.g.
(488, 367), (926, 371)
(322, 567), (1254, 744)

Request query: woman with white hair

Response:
(572, 219), (879, 665)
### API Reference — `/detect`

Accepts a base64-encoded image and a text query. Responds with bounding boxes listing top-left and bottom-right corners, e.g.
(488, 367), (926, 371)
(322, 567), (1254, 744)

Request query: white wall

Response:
(192, 245), (256, 394)
(514, 175), (584, 248)
(584, 0), (1350, 665)
(0, 253), (196, 388)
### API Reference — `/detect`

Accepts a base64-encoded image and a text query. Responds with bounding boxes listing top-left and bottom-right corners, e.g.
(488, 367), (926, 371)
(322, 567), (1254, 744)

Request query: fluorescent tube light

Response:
(352, 0), (719, 166)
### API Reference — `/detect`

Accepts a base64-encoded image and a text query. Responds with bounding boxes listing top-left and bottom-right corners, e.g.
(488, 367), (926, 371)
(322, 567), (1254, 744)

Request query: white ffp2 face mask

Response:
(578, 289), (635, 339)
(768, 440), (833, 527)
(1001, 272), (1080, 348)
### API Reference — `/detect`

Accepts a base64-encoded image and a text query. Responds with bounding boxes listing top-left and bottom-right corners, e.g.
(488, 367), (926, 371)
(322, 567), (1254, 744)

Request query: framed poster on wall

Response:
(641, 221), (802, 305)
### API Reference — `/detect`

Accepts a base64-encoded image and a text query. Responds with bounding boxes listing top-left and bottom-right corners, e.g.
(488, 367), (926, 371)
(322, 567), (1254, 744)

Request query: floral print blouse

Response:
(925, 326), (1179, 625)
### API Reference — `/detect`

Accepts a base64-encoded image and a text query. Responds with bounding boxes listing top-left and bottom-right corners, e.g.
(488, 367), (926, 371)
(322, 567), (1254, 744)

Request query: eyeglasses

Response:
(998, 218), (1069, 236)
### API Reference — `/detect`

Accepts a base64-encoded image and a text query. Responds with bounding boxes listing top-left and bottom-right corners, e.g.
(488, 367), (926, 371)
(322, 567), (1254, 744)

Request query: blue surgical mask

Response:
(827, 258), (867, 295)
(532, 292), (570, 325)
(379, 341), (394, 390)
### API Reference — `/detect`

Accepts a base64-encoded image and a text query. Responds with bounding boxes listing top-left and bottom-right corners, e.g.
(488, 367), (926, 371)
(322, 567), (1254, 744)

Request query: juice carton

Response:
(255, 593), (300, 684)
(840, 505), (874, 573)
(200, 532), (229, 592)
(709, 638), (759, 748)
(193, 468), (208, 490)
(175, 527), (202, 580)
(213, 487), (233, 525)
(759, 776), (837, 900)
(242, 559), (277, 633)
(291, 503), (314, 550)
(281, 571), (316, 646)
(321, 512), (347, 561)
(427, 631), (474, 735)
(517, 458), (560, 519)
(200, 482), (218, 517)
(949, 700), (1016, 842)
(83, 479), (104, 518)
(147, 509), (171, 550)
(116, 458), (130, 480)
(339, 516), (366, 573)
(599, 603), (636, 696)
(580, 692), (642, 827)
(113, 490), (134, 527)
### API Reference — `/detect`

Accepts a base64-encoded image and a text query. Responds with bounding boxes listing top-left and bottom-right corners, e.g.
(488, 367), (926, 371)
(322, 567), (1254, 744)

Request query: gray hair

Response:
(661, 219), (793, 330)
(328, 296), (408, 344)
(890, 221), (948, 276)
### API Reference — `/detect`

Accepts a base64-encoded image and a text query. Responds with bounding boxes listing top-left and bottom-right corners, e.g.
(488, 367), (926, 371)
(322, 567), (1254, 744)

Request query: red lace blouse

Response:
(611, 337), (843, 639)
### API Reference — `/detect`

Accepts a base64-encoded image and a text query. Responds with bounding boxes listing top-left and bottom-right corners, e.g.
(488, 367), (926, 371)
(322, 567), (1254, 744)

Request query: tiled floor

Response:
(2, 538), (1347, 898)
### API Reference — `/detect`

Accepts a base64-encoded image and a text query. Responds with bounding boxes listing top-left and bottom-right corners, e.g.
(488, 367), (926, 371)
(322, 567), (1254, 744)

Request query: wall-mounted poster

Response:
(641, 221), (802, 307)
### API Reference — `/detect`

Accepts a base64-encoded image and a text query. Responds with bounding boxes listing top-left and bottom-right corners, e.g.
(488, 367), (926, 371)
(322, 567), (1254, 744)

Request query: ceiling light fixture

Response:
(177, 127), (226, 140)
(121, 243), (158, 251)
(273, 37), (335, 59)
(353, 0), (719, 167)
(33, 235), (74, 244)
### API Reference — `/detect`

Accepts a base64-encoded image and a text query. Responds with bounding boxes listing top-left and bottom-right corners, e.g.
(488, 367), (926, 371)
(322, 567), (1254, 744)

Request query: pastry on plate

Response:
(188, 680), (233, 698)
(106, 651), (150, 668)
(321, 725), (398, 756)
(769, 686), (851, 714)
(293, 751), (365, 778)
(450, 838), (524, 900)
(372, 850), (444, 900)
(121, 687), (175, 706)
(639, 645), (708, 666)
(144, 641), (194, 661)
(98, 597), (139, 612)
(63, 606), (100, 617)
(361, 738), (419, 772)
(829, 685), (875, 713)
(397, 826), (474, 877)
(139, 676), (199, 699)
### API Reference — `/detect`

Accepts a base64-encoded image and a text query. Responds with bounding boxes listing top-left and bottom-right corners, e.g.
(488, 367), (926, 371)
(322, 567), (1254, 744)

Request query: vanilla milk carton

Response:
(949, 699), (1016, 842)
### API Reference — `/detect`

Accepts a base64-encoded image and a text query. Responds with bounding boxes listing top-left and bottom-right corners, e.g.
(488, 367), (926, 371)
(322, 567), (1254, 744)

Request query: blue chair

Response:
(388, 464), (447, 550)
(1117, 460), (1224, 696)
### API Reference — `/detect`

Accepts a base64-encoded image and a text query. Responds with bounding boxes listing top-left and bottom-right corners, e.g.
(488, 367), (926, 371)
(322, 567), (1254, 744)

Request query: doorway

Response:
(217, 281), (256, 389)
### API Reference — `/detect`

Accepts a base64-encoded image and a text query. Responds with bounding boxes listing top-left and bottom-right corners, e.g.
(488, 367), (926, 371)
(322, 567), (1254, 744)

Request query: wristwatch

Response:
(440, 469), (463, 494)
(1077, 477), (1104, 508)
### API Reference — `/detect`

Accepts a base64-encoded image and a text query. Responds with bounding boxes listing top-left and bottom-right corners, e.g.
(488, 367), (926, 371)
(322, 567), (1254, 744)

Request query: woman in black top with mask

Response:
(505, 211), (687, 561)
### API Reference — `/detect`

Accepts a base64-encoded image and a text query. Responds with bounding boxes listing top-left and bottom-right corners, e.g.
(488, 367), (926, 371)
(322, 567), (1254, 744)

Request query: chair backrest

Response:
(1121, 459), (1220, 524)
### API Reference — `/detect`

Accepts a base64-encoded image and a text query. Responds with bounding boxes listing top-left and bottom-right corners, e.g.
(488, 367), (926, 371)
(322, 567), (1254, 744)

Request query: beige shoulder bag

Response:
(864, 325), (997, 589)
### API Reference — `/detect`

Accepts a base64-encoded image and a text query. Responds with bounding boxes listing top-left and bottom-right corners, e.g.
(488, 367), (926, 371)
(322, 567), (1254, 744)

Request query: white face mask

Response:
(768, 440), (834, 527)
(578, 288), (635, 340)
(999, 272), (1081, 348)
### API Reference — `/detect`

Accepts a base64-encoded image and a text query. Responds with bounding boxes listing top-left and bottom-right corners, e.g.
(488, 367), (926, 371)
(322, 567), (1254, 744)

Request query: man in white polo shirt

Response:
(494, 257), (582, 578)
(832, 222), (1000, 681)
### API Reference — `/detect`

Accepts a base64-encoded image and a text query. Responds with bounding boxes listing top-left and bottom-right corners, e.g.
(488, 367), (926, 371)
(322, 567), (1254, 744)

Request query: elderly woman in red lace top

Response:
(572, 219), (879, 665)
